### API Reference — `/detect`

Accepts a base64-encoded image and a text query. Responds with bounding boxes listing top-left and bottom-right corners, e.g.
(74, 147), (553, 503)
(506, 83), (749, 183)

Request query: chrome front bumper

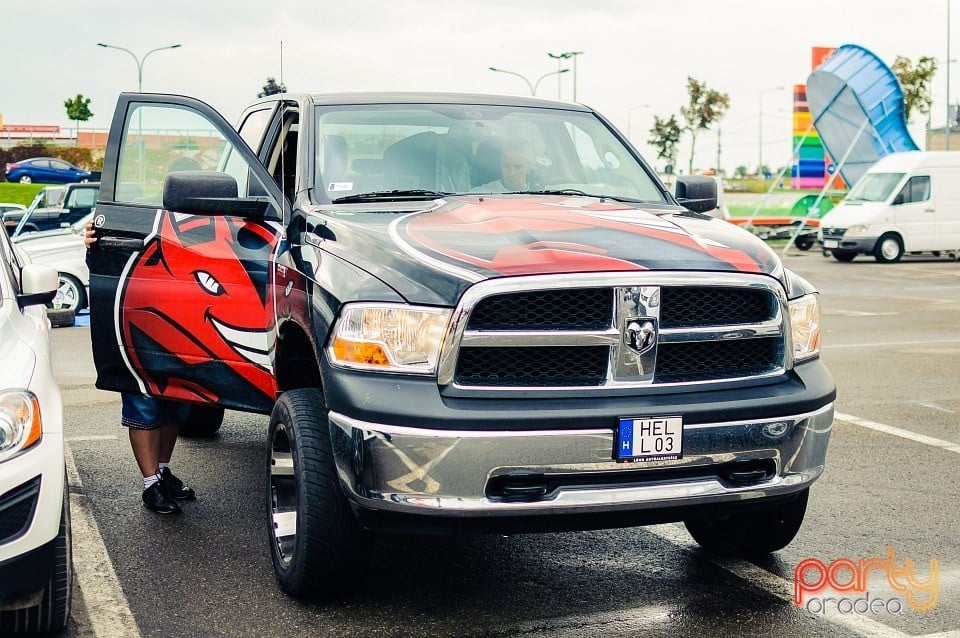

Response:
(329, 403), (833, 518)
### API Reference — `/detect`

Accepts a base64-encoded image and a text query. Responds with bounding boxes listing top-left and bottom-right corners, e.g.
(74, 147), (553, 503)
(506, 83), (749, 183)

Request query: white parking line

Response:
(835, 412), (960, 455)
(65, 444), (142, 638)
(646, 524), (912, 638)
(824, 338), (960, 350)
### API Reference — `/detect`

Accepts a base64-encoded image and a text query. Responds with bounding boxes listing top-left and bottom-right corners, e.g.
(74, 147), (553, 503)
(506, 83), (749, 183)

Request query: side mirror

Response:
(675, 176), (718, 213)
(162, 170), (269, 218)
(18, 263), (58, 308)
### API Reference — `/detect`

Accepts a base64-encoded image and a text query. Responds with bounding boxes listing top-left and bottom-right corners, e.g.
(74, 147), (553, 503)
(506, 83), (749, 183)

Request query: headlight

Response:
(0, 390), (42, 462)
(788, 294), (821, 362)
(329, 304), (452, 374)
(846, 224), (869, 235)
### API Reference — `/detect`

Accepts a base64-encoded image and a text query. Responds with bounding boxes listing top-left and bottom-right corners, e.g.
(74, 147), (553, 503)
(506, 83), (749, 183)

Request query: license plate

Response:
(616, 417), (683, 462)
(823, 239), (839, 248)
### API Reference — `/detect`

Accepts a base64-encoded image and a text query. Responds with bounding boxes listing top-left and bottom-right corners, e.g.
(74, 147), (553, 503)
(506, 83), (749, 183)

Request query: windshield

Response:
(845, 172), (905, 202)
(314, 103), (665, 205)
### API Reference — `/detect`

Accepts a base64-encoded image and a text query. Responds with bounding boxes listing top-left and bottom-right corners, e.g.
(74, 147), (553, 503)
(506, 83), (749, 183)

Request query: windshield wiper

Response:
(529, 189), (653, 204)
(332, 189), (450, 203)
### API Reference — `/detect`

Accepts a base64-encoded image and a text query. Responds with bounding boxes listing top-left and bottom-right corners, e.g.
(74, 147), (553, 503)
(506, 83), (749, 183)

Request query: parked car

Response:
(0, 203), (26, 220)
(4, 157), (91, 184)
(0, 228), (72, 634)
(3, 182), (99, 238)
(14, 212), (91, 315)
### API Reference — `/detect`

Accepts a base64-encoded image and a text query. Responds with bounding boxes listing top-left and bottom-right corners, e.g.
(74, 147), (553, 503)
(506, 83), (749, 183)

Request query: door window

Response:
(896, 176), (931, 204)
(115, 103), (274, 208)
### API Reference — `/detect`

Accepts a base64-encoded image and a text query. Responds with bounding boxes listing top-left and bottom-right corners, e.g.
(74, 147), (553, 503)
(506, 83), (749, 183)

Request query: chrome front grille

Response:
(439, 273), (789, 390)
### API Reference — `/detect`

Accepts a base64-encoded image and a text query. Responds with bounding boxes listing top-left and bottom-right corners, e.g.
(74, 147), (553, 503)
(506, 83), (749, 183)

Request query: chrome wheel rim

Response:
(53, 276), (81, 311)
(269, 422), (297, 567)
(881, 238), (900, 261)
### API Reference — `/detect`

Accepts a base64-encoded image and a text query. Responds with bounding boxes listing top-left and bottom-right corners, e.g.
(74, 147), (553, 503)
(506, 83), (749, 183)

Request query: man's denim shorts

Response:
(120, 393), (193, 430)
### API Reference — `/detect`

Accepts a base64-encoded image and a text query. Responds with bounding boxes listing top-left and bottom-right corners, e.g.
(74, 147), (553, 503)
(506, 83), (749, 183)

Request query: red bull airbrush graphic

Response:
(117, 211), (279, 411)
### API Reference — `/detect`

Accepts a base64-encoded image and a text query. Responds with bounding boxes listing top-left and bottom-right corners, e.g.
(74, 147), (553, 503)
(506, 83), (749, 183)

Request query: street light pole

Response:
(758, 86), (785, 175)
(96, 42), (182, 92)
(97, 43), (181, 183)
(489, 67), (569, 96)
(948, 0), (952, 150)
(547, 52), (571, 99)
(626, 104), (651, 142)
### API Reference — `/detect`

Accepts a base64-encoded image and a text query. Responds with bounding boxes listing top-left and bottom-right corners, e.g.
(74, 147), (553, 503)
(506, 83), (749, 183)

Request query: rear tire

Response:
(874, 233), (904, 263)
(46, 307), (76, 328)
(267, 388), (365, 597)
(0, 473), (72, 635)
(831, 249), (857, 262)
(18, 175), (32, 184)
(684, 488), (808, 556)
(178, 404), (225, 438)
(794, 235), (814, 251)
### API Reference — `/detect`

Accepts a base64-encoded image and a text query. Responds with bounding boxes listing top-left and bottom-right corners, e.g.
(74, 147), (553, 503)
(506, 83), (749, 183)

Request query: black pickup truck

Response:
(88, 92), (835, 597)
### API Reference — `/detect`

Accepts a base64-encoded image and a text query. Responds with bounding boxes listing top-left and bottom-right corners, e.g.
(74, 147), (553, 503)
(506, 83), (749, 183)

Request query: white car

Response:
(0, 230), (72, 634)
(13, 213), (91, 318)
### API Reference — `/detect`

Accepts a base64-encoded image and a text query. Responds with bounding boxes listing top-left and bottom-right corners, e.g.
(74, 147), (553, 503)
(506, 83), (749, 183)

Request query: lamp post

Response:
(97, 43), (181, 183)
(96, 43), (182, 92)
(626, 104), (651, 142)
(758, 86), (785, 175)
(489, 67), (569, 96)
(948, 0), (952, 150)
(547, 51), (584, 101)
(547, 52), (571, 99)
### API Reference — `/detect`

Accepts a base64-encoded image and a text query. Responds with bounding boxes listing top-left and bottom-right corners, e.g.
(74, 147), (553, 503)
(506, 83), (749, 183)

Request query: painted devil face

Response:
(119, 212), (278, 407)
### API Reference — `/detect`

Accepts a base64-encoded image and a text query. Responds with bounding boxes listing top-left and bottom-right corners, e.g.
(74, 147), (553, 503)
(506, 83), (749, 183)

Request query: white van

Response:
(818, 151), (960, 262)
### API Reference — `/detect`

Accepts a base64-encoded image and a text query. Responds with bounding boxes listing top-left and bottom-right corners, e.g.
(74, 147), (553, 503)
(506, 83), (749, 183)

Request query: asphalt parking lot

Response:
(52, 249), (959, 638)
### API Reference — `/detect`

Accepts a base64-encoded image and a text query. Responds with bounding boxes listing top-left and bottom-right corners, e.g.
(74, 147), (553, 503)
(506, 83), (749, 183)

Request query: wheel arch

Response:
(274, 320), (323, 393)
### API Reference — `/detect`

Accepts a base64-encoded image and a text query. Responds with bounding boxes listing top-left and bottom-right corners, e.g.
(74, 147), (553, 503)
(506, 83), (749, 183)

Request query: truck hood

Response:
(315, 195), (784, 306)
(820, 201), (888, 228)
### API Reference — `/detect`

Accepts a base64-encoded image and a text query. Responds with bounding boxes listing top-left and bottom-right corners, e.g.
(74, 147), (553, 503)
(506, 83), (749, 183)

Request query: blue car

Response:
(4, 157), (91, 184)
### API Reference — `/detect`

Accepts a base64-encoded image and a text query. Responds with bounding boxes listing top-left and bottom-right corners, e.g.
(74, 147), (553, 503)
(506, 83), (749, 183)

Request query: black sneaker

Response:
(142, 482), (181, 514)
(160, 467), (196, 500)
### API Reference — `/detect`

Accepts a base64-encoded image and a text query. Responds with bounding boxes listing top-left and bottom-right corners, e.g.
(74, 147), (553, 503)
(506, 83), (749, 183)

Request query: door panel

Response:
(90, 94), (286, 414)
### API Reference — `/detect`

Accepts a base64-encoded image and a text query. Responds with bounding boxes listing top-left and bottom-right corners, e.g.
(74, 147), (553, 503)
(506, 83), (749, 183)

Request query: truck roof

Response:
(868, 150), (960, 172)
(252, 91), (593, 112)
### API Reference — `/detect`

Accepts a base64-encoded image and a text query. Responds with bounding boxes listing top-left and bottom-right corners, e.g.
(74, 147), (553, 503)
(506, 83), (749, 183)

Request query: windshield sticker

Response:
(328, 181), (354, 192)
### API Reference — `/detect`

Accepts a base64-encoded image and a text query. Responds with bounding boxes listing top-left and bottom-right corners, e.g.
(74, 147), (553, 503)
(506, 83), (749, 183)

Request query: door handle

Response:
(99, 237), (145, 251)
(924, 208), (935, 212)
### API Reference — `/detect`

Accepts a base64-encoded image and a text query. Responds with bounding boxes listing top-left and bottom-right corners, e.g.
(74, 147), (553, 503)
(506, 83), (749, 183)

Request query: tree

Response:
(733, 165), (748, 178)
(64, 94), (93, 146)
(648, 114), (682, 173)
(258, 77), (287, 98)
(679, 77), (730, 174)
(891, 55), (937, 124)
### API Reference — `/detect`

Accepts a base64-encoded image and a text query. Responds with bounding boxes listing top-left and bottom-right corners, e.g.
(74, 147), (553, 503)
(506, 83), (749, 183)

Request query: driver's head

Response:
(499, 140), (535, 191)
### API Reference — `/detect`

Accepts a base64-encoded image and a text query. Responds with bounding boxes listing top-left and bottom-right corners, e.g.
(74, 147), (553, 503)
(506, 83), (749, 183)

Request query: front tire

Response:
(0, 473), (73, 635)
(831, 249), (857, 262)
(874, 233), (904, 263)
(684, 488), (808, 555)
(267, 388), (365, 597)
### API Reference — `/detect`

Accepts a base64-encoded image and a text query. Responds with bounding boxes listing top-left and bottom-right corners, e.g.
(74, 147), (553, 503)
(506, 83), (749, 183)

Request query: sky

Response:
(2, 0), (951, 174)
